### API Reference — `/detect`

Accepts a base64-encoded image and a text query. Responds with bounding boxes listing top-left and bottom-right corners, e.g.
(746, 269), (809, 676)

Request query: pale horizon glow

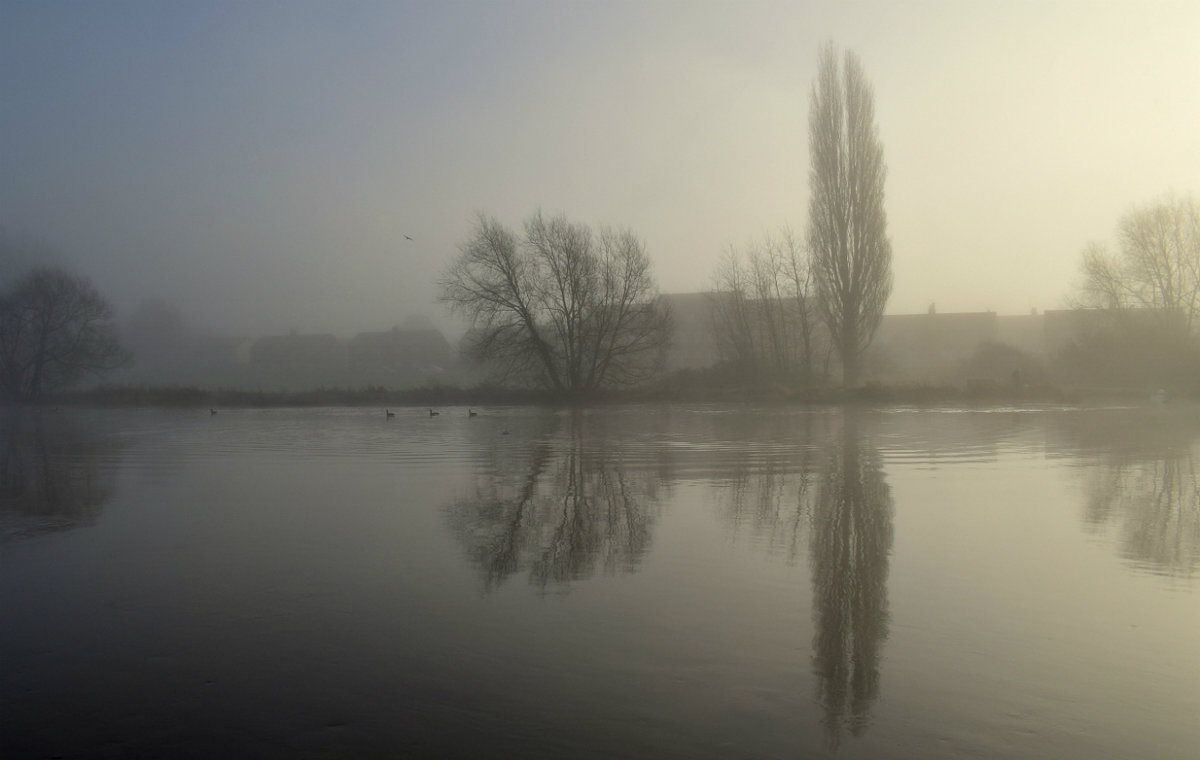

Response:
(2, 1), (1198, 338)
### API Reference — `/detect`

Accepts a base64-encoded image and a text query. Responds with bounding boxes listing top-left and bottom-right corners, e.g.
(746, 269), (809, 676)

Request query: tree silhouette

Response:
(440, 211), (672, 395)
(807, 42), (893, 386)
(708, 228), (825, 385)
(0, 266), (129, 401)
(1077, 194), (1200, 331)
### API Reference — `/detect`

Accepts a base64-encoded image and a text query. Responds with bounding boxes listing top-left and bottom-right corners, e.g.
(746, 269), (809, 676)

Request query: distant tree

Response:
(1076, 194), (1200, 331)
(1065, 194), (1200, 389)
(708, 228), (824, 384)
(0, 266), (130, 402)
(807, 42), (893, 386)
(439, 211), (672, 394)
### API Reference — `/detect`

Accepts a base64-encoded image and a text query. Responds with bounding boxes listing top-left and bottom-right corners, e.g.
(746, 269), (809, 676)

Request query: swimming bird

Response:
(210, 408), (217, 416)
(429, 408), (439, 417)
(501, 429), (509, 436)
(386, 409), (395, 418)
(468, 408), (477, 417)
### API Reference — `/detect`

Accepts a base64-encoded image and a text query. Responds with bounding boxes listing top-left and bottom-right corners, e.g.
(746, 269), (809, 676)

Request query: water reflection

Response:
(0, 410), (118, 537)
(1069, 413), (1200, 577)
(447, 413), (663, 593)
(1039, 409), (1200, 576)
(810, 411), (894, 749)
(709, 410), (894, 748)
(714, 412), (826, 561)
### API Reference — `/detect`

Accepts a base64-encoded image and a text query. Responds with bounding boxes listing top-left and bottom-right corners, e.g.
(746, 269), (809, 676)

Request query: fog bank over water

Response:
(3, 2), (1197, 339)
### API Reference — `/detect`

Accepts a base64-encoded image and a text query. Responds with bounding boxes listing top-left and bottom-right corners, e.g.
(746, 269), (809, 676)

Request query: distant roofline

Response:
(660, 291), (1044, 318)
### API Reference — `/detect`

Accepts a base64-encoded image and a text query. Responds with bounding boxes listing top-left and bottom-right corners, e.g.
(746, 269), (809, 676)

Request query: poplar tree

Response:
(807, 42), (892, 386)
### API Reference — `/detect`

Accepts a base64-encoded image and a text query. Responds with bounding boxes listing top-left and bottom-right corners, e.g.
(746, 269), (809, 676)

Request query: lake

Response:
(2, 404), (1197, 758)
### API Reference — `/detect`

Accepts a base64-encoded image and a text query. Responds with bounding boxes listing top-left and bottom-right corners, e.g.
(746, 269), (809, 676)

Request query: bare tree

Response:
(0, 266), (130, 402)
(1076, 194), (1200, 332)
(807, 42), (892, 386)
(440, 211), (672, 394)
(709, 228), (823, 383)
(709, 249), (761, 370)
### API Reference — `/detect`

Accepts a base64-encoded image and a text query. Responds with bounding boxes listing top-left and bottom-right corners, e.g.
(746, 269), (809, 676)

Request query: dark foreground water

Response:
(2, 404), (1197, 759)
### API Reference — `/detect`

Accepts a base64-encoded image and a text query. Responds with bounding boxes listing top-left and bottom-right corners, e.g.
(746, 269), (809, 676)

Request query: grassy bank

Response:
(31, 378), (1127, 409)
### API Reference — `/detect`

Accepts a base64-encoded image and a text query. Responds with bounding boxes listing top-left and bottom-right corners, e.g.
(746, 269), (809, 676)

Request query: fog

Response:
(3, 1), (1198, 341)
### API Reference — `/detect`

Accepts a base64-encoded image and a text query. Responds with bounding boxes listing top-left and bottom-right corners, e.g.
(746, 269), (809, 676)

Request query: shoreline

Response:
(19, 382), (1175, 410)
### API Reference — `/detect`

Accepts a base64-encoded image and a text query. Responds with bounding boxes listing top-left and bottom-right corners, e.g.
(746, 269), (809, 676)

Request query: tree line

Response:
(0, 41), (898, 401)
(4, 40), (1196, 401)
(441, 41), (894, 393)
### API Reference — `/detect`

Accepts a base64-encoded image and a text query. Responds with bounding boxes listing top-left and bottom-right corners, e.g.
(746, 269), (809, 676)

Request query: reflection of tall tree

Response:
(447, 414), (661, 593)
(0, 411), (117, 536)
(810, 410), (893, 749)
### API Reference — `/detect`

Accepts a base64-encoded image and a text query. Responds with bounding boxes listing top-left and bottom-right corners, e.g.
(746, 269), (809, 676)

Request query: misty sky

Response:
(3, 1), (1198, 338)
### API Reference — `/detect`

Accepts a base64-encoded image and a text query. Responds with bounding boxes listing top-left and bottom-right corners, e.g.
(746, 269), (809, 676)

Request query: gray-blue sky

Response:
(3, 1), (1198, 338)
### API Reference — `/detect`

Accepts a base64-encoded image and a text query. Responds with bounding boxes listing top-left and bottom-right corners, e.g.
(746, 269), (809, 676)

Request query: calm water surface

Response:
(2, 404), (1197, 758)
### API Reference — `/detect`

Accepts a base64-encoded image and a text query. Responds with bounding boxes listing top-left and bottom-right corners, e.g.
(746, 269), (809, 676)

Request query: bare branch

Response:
(439, 211), (670, 394)
(0, 265), (130, 401)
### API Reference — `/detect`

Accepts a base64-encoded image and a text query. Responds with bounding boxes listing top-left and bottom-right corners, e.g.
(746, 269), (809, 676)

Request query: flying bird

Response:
(404, 235), (413, 241)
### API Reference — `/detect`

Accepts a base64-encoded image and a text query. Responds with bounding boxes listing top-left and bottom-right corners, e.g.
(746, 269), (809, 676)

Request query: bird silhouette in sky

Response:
(404, 235), (413, 241)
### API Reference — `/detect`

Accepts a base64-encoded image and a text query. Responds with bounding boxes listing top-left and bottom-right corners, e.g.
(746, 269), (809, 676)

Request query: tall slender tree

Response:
(807, 42), (892, 386)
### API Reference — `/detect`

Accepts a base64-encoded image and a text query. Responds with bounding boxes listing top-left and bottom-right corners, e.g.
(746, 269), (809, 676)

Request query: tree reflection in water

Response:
(446, 413), (663, 593)
(809, 410), (894, 749)
(709, 409), (894, 748)
(0, 410), (117, 537)
(1076, 418), (1200, 577)
(714, 412), (825, 563)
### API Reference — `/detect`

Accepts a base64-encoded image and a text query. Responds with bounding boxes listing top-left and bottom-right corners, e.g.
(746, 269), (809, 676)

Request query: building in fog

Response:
(866, 309), (1000, 381)
(249, 332), (347, 388)
(448, 291), (1107, 386)
(661, 293), (1068, 384)
(660, 292), (721, 370)
(996, 310), (1045, 354)
(348, 327), (455, 384)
